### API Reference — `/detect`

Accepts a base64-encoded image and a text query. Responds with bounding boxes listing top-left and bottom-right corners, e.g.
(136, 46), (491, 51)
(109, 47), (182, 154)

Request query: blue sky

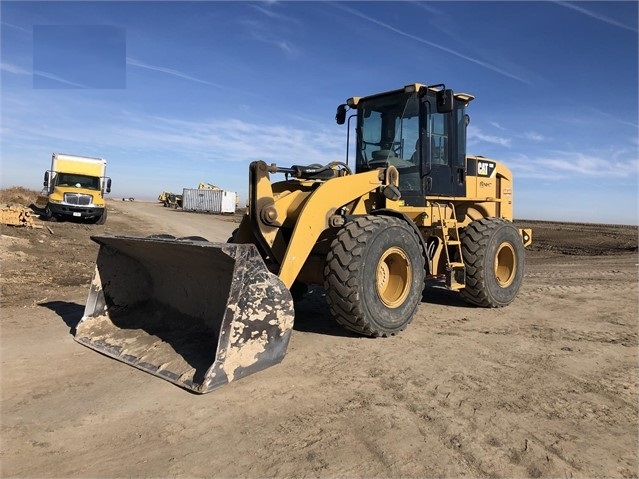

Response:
(1, 1), (637, 224)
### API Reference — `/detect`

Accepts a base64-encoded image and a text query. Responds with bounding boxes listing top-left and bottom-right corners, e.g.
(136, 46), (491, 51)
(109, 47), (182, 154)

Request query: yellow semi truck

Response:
(40, 153), (112, 224)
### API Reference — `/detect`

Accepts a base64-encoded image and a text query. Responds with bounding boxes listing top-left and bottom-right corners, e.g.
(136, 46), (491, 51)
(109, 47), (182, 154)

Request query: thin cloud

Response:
(252, 4), (301, 24)
(410, 1), (444, 17)
(242, 28), (298, 56)
(33, 70), (89, 88)
(238, 17), (299, 56)
(555, 2), (638, 33)
(277, 41), (295, 55)
(510, 150), (638, 179)
(558, 105), (639, 131)
(1, 22), (31, 34)
(468, 127), (512, 147)
(3, 99), (345, 167)
(126, 57), (215, 86)
(333, 3), (531, 85)
(489, 121), (507, 131)
(1, 63), (31, 75)
(523, 132), (545, 142)
(542, 152), (638, 177)
(128, 116), (342, 164)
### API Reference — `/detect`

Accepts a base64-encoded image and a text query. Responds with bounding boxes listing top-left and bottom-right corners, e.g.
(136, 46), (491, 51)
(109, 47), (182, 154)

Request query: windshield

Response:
(55, 173), (101, 190)
(356, 92), (420, 171)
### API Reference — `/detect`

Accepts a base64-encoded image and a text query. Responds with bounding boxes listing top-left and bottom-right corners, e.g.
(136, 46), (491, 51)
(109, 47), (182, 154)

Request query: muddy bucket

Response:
(75, 235), (294, 393)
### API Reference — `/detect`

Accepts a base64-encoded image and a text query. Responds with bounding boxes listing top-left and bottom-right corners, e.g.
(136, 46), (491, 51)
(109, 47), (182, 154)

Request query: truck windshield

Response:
(356, 92), (420, 171)
(55, 173), (100, 190)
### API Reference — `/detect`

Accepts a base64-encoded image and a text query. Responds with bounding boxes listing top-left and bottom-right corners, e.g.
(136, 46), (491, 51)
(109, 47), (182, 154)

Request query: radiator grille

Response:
(64, 193), (92, 205)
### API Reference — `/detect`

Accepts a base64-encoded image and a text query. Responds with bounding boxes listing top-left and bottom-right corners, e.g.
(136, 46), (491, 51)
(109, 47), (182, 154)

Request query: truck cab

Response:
(337, 84), (472, 207)
(43, 153), (112, 224)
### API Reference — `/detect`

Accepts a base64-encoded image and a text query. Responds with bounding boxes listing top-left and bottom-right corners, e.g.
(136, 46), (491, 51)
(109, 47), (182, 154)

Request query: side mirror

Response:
(436, 89), (454, 114)
(106, 178), (112, 193)
(43, 171), (49, 187)
(335, 104), (347, 125)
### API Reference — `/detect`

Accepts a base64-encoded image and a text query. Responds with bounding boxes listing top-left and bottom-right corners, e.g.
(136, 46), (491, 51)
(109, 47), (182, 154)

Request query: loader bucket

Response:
(75, 235), (294, 393)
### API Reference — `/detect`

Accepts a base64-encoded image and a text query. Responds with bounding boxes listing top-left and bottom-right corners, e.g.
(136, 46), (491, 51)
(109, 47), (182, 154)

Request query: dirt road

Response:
(1, 200), (637, 478)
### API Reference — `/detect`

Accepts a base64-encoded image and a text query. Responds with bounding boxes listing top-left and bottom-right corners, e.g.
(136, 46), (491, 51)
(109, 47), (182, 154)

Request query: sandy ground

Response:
(1, 199), (638, 478)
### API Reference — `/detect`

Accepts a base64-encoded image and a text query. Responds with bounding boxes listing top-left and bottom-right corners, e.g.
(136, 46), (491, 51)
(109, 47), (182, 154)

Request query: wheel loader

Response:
(75, 83), (532, 393)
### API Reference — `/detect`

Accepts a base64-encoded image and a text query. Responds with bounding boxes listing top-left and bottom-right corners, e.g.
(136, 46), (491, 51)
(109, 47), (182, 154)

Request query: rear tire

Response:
(458, 217), (525, 307)
(324, 215), (425, 337)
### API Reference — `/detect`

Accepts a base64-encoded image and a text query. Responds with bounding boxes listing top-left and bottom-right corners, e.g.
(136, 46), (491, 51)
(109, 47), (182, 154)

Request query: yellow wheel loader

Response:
(75, 83), (532, 393)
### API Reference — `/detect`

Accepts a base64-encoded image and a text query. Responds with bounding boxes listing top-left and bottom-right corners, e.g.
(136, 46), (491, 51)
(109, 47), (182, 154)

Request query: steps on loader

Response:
(434, 203), (466, 290)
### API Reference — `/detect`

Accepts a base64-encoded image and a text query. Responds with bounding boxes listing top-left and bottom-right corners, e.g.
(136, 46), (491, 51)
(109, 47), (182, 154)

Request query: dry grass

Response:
(0, 187), (41, 206)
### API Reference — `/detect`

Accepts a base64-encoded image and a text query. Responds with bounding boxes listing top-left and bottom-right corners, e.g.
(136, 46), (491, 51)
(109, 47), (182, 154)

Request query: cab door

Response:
(422, 98), (465, 197)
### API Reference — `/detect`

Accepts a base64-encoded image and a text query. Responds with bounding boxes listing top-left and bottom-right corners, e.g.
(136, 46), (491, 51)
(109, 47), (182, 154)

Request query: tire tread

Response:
(324, 215), (424, 337)
(459, 217), (523, 307)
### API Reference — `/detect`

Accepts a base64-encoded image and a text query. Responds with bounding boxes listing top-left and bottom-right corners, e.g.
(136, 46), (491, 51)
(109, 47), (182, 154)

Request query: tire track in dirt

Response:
(365, 364), (580, 478)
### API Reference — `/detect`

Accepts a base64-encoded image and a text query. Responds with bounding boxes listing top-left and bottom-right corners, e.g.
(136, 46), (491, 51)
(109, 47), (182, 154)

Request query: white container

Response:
(182, 189), (236, 213)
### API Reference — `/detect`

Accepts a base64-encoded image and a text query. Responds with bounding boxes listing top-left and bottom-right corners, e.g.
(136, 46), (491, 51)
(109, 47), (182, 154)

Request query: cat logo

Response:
(477, 160), (495, 177)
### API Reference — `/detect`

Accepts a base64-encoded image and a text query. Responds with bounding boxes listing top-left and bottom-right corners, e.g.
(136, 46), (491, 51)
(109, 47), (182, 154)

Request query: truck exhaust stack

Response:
(75, 235), (294, 393)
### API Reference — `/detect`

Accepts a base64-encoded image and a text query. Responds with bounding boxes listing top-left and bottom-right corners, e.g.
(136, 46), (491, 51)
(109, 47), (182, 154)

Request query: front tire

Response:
(458, 218), (525, 307)
(95, 208), (107, 225)
(324, 215), (425, 337)
(43, 206), (58, 222)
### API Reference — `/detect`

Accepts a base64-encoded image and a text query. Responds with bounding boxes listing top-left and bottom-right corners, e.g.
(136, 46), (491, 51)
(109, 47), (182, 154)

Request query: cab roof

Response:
(346, 83), (475, 108)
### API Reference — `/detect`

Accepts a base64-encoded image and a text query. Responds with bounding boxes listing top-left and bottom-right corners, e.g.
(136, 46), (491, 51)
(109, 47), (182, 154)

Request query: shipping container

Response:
(182, 188), (236, 214)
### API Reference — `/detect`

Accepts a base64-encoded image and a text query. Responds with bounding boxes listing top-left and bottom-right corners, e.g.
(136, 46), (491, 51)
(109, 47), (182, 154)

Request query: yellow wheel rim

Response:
(494, 242), (516, 287)
(376, 247), (411, 308)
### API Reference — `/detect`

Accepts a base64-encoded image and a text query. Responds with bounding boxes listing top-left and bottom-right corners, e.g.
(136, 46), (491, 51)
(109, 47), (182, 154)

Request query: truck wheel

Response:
(324, 215), (425, 337)
(95, 208), (107, 225)
(458, 217), (525, 307)
(44, 206), (57, 222)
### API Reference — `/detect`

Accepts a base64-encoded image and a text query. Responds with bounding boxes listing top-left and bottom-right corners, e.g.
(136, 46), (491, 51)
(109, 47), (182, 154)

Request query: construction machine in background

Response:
(195, 182), (240, 209)
(198, 182), (221, 190)
(157, 191), (170, 203)
(158, 191), (182, 208)
(159, 183), (220, 209)
(75, 83), (532, 393)
(165, 193), (182, 209)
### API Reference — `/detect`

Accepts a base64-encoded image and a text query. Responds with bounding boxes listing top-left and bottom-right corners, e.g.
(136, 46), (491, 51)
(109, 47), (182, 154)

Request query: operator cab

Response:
(336, 83), (473, 207)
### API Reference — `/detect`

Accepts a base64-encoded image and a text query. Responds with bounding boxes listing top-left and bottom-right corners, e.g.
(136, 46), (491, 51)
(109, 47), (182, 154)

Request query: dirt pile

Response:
(0, 186), (41, 206)
(516, 219), (638, 256)
(0, 198), (146, 308)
